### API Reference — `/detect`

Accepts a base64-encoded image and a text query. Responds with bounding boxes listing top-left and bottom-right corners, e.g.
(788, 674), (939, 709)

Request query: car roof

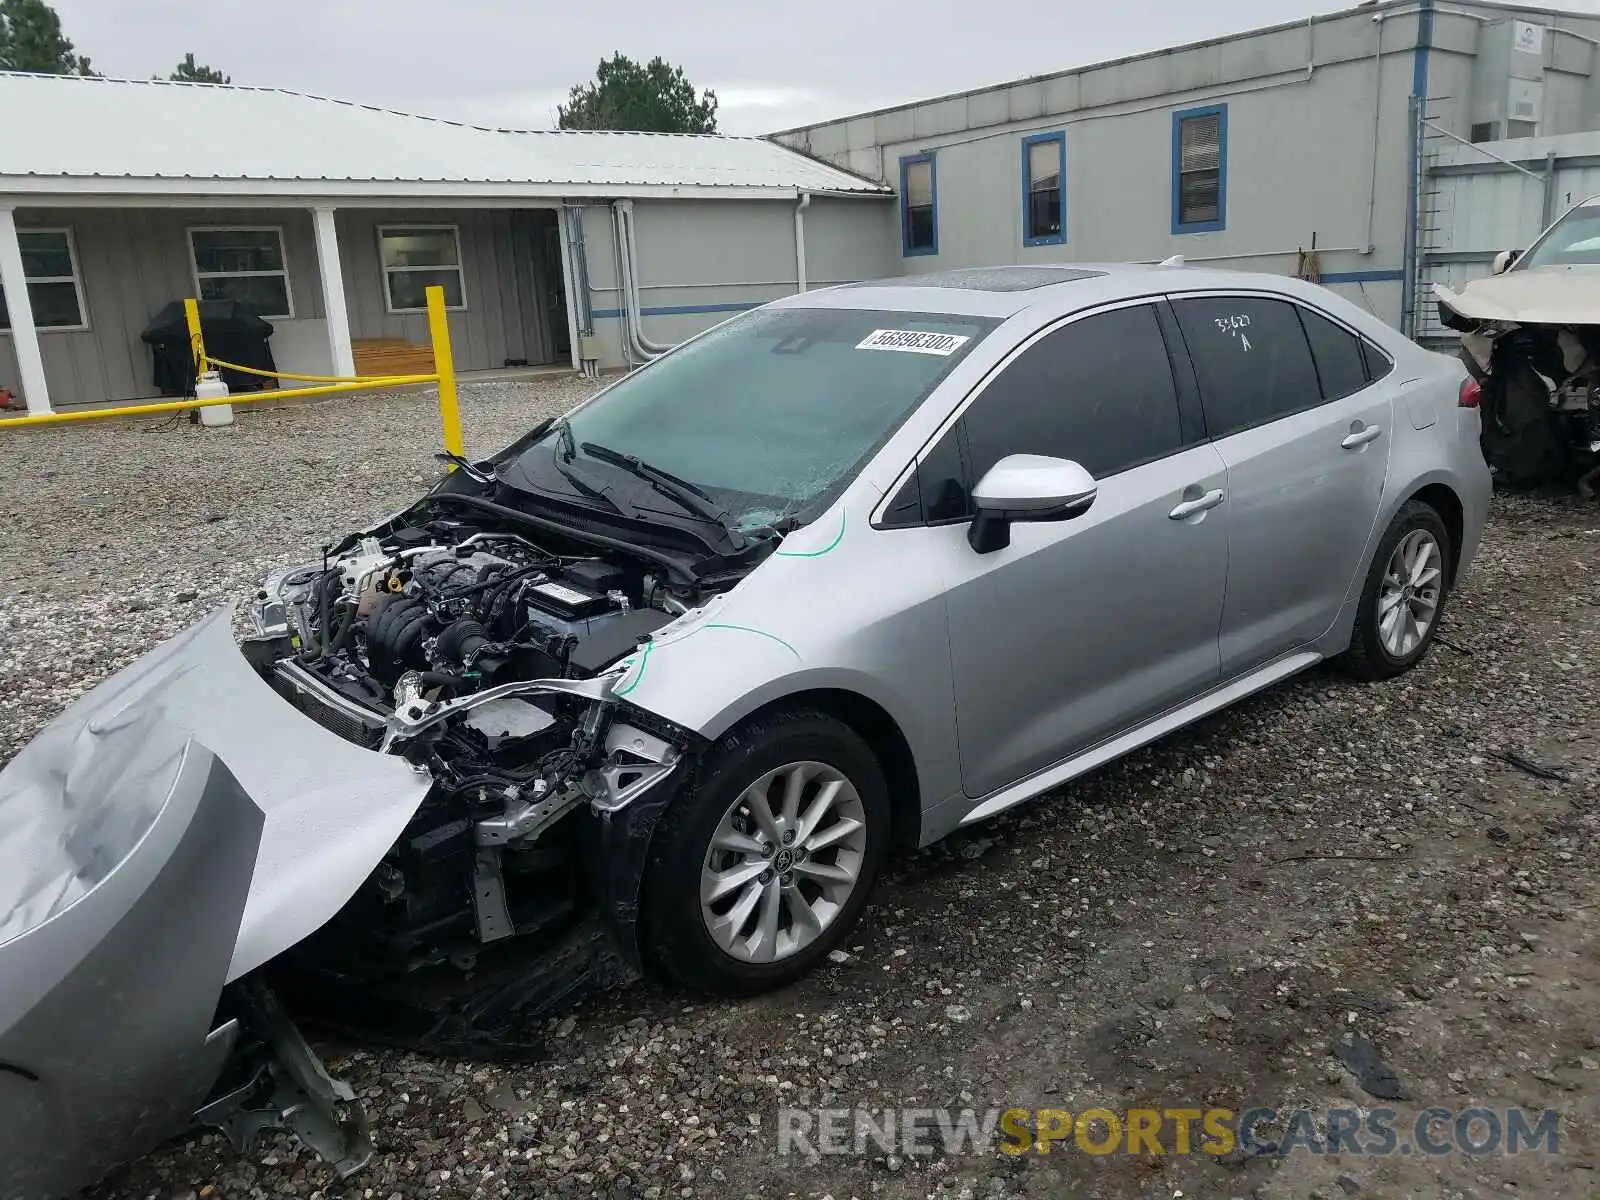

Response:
(770, 263), (1338, 319)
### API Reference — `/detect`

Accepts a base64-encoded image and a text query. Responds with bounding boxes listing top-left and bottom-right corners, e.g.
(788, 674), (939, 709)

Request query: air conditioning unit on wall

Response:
(1470, 18), (1548, 141)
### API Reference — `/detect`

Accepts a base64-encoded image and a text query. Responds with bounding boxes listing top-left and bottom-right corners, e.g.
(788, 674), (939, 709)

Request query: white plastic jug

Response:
(195, 370), (233, 427)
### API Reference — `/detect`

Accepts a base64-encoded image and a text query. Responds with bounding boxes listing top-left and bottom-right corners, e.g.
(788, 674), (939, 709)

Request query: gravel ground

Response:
(2, 380), (1597, 1200)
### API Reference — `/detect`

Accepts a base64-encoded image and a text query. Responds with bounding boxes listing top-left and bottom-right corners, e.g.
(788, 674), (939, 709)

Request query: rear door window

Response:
(962, 303), (1186, 485)
(1360, 337), (1393, 383)
(1171, 296), (1322, 438)
(1297, 306), (1369, 401)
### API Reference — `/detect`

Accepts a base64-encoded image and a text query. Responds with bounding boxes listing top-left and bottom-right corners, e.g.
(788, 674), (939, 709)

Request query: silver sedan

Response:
(0, 264), (1490, 1194)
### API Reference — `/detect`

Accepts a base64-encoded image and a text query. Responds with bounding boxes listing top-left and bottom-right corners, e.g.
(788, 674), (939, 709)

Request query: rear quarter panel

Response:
(1314, 348), (1489, 656)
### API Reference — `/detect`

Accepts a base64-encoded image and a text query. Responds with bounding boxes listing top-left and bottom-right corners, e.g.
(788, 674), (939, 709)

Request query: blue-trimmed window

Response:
(1172, 104), (1228, 234)
(1021, 132), (1067, 246)
(900, 153), (938, 256)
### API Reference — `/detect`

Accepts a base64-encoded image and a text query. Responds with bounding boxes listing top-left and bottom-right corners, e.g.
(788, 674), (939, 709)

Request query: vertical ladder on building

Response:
(1413, 95), (1453, 348)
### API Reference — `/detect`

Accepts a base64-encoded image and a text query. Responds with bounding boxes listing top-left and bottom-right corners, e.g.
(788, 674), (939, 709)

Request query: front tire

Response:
(641, 708), (889, 996)
(1339, 500), (1452, 682)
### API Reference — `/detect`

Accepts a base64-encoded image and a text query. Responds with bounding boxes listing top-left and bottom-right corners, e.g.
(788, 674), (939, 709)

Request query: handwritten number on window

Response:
(1213, 313), (1253, 352)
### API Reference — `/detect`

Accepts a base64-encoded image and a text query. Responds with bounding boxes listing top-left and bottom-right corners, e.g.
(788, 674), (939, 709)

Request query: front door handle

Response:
(1169, 488), (1226, 520)
(1342, 423), (1383, 450)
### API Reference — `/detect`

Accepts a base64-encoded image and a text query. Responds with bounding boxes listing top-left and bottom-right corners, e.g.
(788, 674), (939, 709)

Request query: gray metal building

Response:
(773, 0), (1600, 333)
(0, 73), (893, 413)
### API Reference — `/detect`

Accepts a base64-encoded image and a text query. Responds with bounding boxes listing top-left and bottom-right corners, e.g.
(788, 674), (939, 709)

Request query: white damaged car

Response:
(1435, 194), (1600, 493)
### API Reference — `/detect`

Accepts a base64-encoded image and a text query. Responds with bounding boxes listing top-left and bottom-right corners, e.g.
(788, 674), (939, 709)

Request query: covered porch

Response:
(0, 199), (576, 413)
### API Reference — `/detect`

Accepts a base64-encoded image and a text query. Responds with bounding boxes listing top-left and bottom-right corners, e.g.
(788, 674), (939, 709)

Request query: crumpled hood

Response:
(0, 606), (431, 981)
(1433, 266), (1600, 326)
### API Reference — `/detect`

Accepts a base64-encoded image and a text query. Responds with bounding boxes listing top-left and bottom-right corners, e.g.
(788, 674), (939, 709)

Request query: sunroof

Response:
(853, 266), (1107, 293)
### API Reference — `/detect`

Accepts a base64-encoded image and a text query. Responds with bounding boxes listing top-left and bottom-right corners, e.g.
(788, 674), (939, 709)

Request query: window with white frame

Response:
(0, 229), (87, 331)
(189, 227), (292, 318)
(379, 226), (465, 312)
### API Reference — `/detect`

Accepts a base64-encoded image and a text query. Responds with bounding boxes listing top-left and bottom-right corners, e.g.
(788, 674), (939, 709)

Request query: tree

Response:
(0, 0), (95, 75)
(558, 54), (717, 134)
(169, 52), (229, 83)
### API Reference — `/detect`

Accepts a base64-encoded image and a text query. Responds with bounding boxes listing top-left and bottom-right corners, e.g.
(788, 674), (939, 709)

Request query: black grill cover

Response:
(141, 300), (277, 397)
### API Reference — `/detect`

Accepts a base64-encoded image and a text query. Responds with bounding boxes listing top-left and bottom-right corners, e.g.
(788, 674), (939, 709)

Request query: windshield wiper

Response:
(579, 442), (746, 550)
(556, 460), (640, 518)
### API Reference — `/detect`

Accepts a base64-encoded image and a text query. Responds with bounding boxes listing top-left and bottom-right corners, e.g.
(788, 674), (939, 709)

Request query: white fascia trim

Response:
(0, 178), (890, 204)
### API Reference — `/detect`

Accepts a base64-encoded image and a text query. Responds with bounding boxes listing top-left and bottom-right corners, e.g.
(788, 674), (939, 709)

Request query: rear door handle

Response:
(1342, 424), (1383, 449)
(1169, 488), (1226, 520)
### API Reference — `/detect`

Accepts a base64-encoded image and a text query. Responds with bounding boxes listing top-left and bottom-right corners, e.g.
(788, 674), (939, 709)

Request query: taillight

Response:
(1459, 377), (1482, 408)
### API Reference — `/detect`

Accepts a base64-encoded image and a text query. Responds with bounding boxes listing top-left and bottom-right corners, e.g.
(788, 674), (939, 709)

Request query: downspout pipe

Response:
(618, 205), (663, 362)
(1402, 0), (1436, 338)
(794, 191), (812, 293)
(610, 203), (641, 369)
(616, 200), (675, 357)
(561, 204), (598, 380)
(1365, 13), (1387, 255)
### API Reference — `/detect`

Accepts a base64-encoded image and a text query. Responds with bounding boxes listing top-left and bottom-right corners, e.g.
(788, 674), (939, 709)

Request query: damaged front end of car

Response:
(0, 483), (731, 1197)
(242, 489), (728, 1059)
(1433, 196), (1600, 494)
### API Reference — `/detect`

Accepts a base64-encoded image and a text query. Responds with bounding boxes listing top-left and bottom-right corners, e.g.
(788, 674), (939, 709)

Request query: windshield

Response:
(1518, 203), (1600, 269)
(510, 306), (998, 531)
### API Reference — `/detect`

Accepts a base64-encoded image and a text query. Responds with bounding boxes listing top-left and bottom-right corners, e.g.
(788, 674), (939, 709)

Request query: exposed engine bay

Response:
(240, 508), (710, 1054)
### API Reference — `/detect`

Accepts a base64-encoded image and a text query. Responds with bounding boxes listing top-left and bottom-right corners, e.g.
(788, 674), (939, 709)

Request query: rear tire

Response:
(640, 707), (889, 996)
(1339, 500), (1452, 682)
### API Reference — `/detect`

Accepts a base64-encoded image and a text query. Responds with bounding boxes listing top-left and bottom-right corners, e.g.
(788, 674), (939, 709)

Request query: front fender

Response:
(612, 500), (963, 818)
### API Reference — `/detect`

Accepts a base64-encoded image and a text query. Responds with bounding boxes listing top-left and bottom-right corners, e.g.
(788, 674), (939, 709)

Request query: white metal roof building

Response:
(0, 73), (887, 199)
(0, 73), (893, 412)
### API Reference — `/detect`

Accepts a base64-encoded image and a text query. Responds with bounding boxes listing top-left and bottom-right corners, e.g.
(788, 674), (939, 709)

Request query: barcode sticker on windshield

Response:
(856, 329), (971, 356)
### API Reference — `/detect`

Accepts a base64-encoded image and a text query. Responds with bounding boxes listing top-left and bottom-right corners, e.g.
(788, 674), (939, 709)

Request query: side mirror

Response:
(967, 454), (1098, 554)
(1491, 249), (1521, 275)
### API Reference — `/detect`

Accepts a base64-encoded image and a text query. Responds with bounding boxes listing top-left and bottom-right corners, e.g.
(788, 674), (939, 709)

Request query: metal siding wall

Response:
(569, 203), (627, 370)
(605, 200), (799, 355)
(336, 208), (537, 373)
(804, 197), (900, 285)
(1416, 130), (1600, 342)
(0, 207), (323, 406)
(772, 7), (1600, 331)
(777, 9), (1426, 166)
(870, 45), (1419, 307)
(573, 197), (894, 370)
(777, 8), (1445, 328)
(631, 200), (797, 292)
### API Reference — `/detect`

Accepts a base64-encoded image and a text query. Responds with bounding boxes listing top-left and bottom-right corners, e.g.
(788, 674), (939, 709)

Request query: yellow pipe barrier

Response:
(202, 355), (432, 386)
(0, 284), (465, 450)
(184, 297), (207, 373)
(426, 284), (465, 461)
(0, 377), (445, 426)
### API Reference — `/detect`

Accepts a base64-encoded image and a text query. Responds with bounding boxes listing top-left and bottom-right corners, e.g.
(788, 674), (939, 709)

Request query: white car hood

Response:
(1434, 266), (1600, 326)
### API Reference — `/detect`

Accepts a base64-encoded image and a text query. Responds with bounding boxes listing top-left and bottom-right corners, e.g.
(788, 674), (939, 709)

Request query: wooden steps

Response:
(352, 337), (435, 378)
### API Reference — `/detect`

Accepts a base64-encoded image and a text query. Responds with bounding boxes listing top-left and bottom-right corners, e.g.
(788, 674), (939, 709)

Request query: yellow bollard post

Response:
(183, 297), (207, 376)
(426, 284), (465, 465)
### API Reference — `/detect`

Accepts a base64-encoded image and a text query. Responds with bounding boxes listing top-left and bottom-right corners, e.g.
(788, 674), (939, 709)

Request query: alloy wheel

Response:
(699, 760), (868, 963)
(1377, 528), (1443, 659)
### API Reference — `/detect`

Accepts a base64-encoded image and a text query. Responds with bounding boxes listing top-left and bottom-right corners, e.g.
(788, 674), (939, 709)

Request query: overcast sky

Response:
(49, 0), (1600, 135)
